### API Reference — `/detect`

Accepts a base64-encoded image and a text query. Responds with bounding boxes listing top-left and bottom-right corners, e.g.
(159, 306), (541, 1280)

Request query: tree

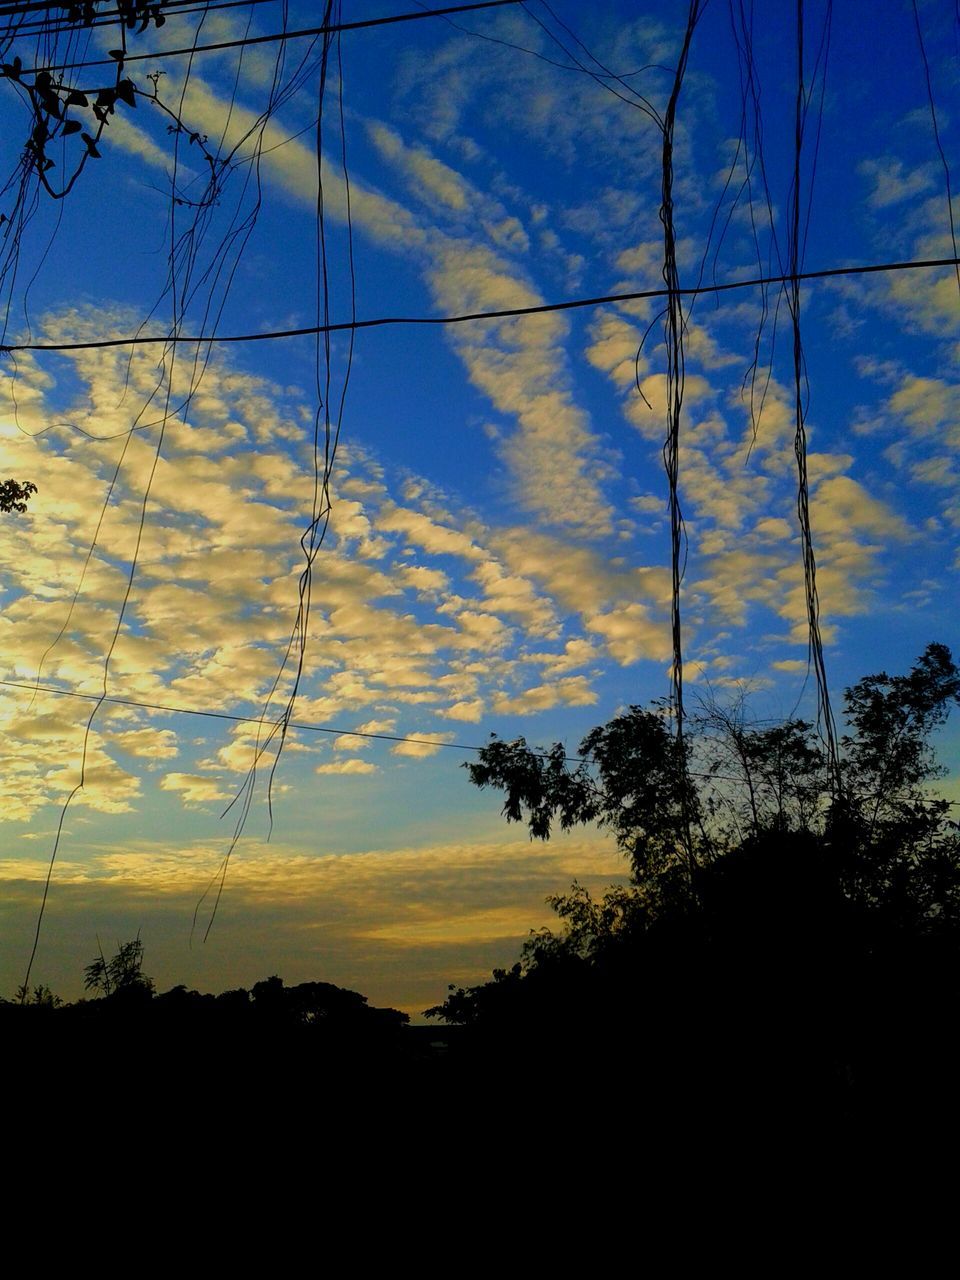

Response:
(0, 480), (37, 514)
(13, 982), (61, 1008)
(466, 704), (697, 888)
(83, 933), (155, 1000)
(435, 648), (960, 1127)
(466, 644), (959, 898)
(443, 645), (960, 1024)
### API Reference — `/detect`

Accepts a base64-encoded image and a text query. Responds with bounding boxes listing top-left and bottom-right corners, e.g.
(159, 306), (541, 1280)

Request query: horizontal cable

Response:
(0, 0), (267, 20)
(2, 254), (958, 356)
(18, 0), (523, 72)
(3, 676), (958, 802)
(0, 0), (278, 40)
(0, 675), (485, 752)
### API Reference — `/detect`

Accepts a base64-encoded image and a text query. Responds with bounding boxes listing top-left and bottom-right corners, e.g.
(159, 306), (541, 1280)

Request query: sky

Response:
(0, 0), (957, 1016)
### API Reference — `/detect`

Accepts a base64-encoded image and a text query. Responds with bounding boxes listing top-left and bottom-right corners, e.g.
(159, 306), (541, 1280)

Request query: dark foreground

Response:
(7, 957), (958, 1149)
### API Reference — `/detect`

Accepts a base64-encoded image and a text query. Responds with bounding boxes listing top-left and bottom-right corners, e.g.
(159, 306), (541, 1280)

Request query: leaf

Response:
(62, 119), (83, 136)
(66, 90), (89, 107)
(108, 49), (125, 64)
(115, 79), (137, 109)
(38, 89), (62, 119)
(80, 133), (102, 159)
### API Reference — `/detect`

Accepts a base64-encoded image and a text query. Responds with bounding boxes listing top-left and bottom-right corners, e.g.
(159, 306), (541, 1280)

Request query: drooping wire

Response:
(20, 0), (324, 991)
(523, 0), (665, 129)
(411, 0), (672, 81)
(911, 0), (960, 300)
(785, 0), (841, 794)
(192, 0), (361, 940)
(658, 0), (705, 877)
(724, 0), (787, 457)
(20, 5), (216, 1000)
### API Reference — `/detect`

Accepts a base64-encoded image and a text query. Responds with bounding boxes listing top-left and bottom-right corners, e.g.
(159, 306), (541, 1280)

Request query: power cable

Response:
(18, 0), (524, 72)
(0, 0), (247, 15)
(0, 674), (561, 756)
(0, 0), (279, 41)
(5, 676), (959, 801)
(3, 253), (956, 355)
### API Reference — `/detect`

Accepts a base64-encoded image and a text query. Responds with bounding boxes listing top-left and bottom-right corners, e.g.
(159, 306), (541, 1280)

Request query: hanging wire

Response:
(911, 0), (960, 300)
(658, 0), (706, 878)
(784, 0), (842, 795)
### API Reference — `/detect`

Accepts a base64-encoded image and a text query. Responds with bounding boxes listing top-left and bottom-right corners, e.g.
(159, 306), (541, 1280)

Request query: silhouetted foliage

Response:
(434, 645), (960, 1128)
(83, 933), (155, 1000)
(13, 982), (61, 1008)
(0, 3), (173, 199)
(0, 479), (37, 513)
(467, 705), (698, 890)
(7, 957), (415, 1089)
(462, 643), (960, 907)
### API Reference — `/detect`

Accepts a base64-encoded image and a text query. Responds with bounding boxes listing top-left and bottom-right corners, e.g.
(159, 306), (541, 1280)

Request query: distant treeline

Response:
(4, 972), (419, 1054)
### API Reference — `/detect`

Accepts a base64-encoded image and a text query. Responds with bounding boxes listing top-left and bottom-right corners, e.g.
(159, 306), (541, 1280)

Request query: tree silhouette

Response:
(464, 644), (959, 899)
(0, 480), (36, 514)
(83, 933), (155, 1000)
(436, 643), (960, 1125)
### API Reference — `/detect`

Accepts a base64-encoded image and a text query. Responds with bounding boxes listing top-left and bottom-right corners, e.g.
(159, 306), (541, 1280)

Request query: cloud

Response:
(333, 719), (398, 752)
(315, 759), (378, 776)
(586, 604), (670, 666)
(859, 157), (936, 209)
(376, 504), (484, 561)
(441, 699), (485, 723)
(492, 676), (597, 715)
(368, 121), (475, 213)
(166, 74), (614, 539)
(111, 727), (179, 761)
(428, 240), (615, 536)
(2, 304), (654, 826)
(889, 376), (960, 442)
(526, 638), (600, 676)
(109, 115), (178, 173)
(391, 732), (455, 758)
(160, 773), (230, 806)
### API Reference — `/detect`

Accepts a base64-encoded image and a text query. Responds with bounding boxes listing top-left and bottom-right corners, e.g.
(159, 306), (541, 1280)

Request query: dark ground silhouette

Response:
(8, 645), (960, 1154)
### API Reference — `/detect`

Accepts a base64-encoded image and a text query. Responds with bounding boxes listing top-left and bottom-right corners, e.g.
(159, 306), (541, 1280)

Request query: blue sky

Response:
(0, 0), (957, 1014)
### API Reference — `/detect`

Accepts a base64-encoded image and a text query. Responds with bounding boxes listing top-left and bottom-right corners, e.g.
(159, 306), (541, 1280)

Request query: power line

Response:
(5, 676), (960, 803)
(18, 0), (524, 73)
(0, 674), (486, 753)
(2, 254), (958, 356)
(0, 0), (269, 18)
(0, 0), (279, 41)
(0, 0), (189, 15)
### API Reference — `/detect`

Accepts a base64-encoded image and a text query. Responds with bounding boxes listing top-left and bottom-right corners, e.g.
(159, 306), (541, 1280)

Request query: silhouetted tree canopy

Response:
(461, 643), (960, 910)
(83, 933), (155, 1000)
(432, 645), (960, 1128)
(0, 479), (37, 513)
